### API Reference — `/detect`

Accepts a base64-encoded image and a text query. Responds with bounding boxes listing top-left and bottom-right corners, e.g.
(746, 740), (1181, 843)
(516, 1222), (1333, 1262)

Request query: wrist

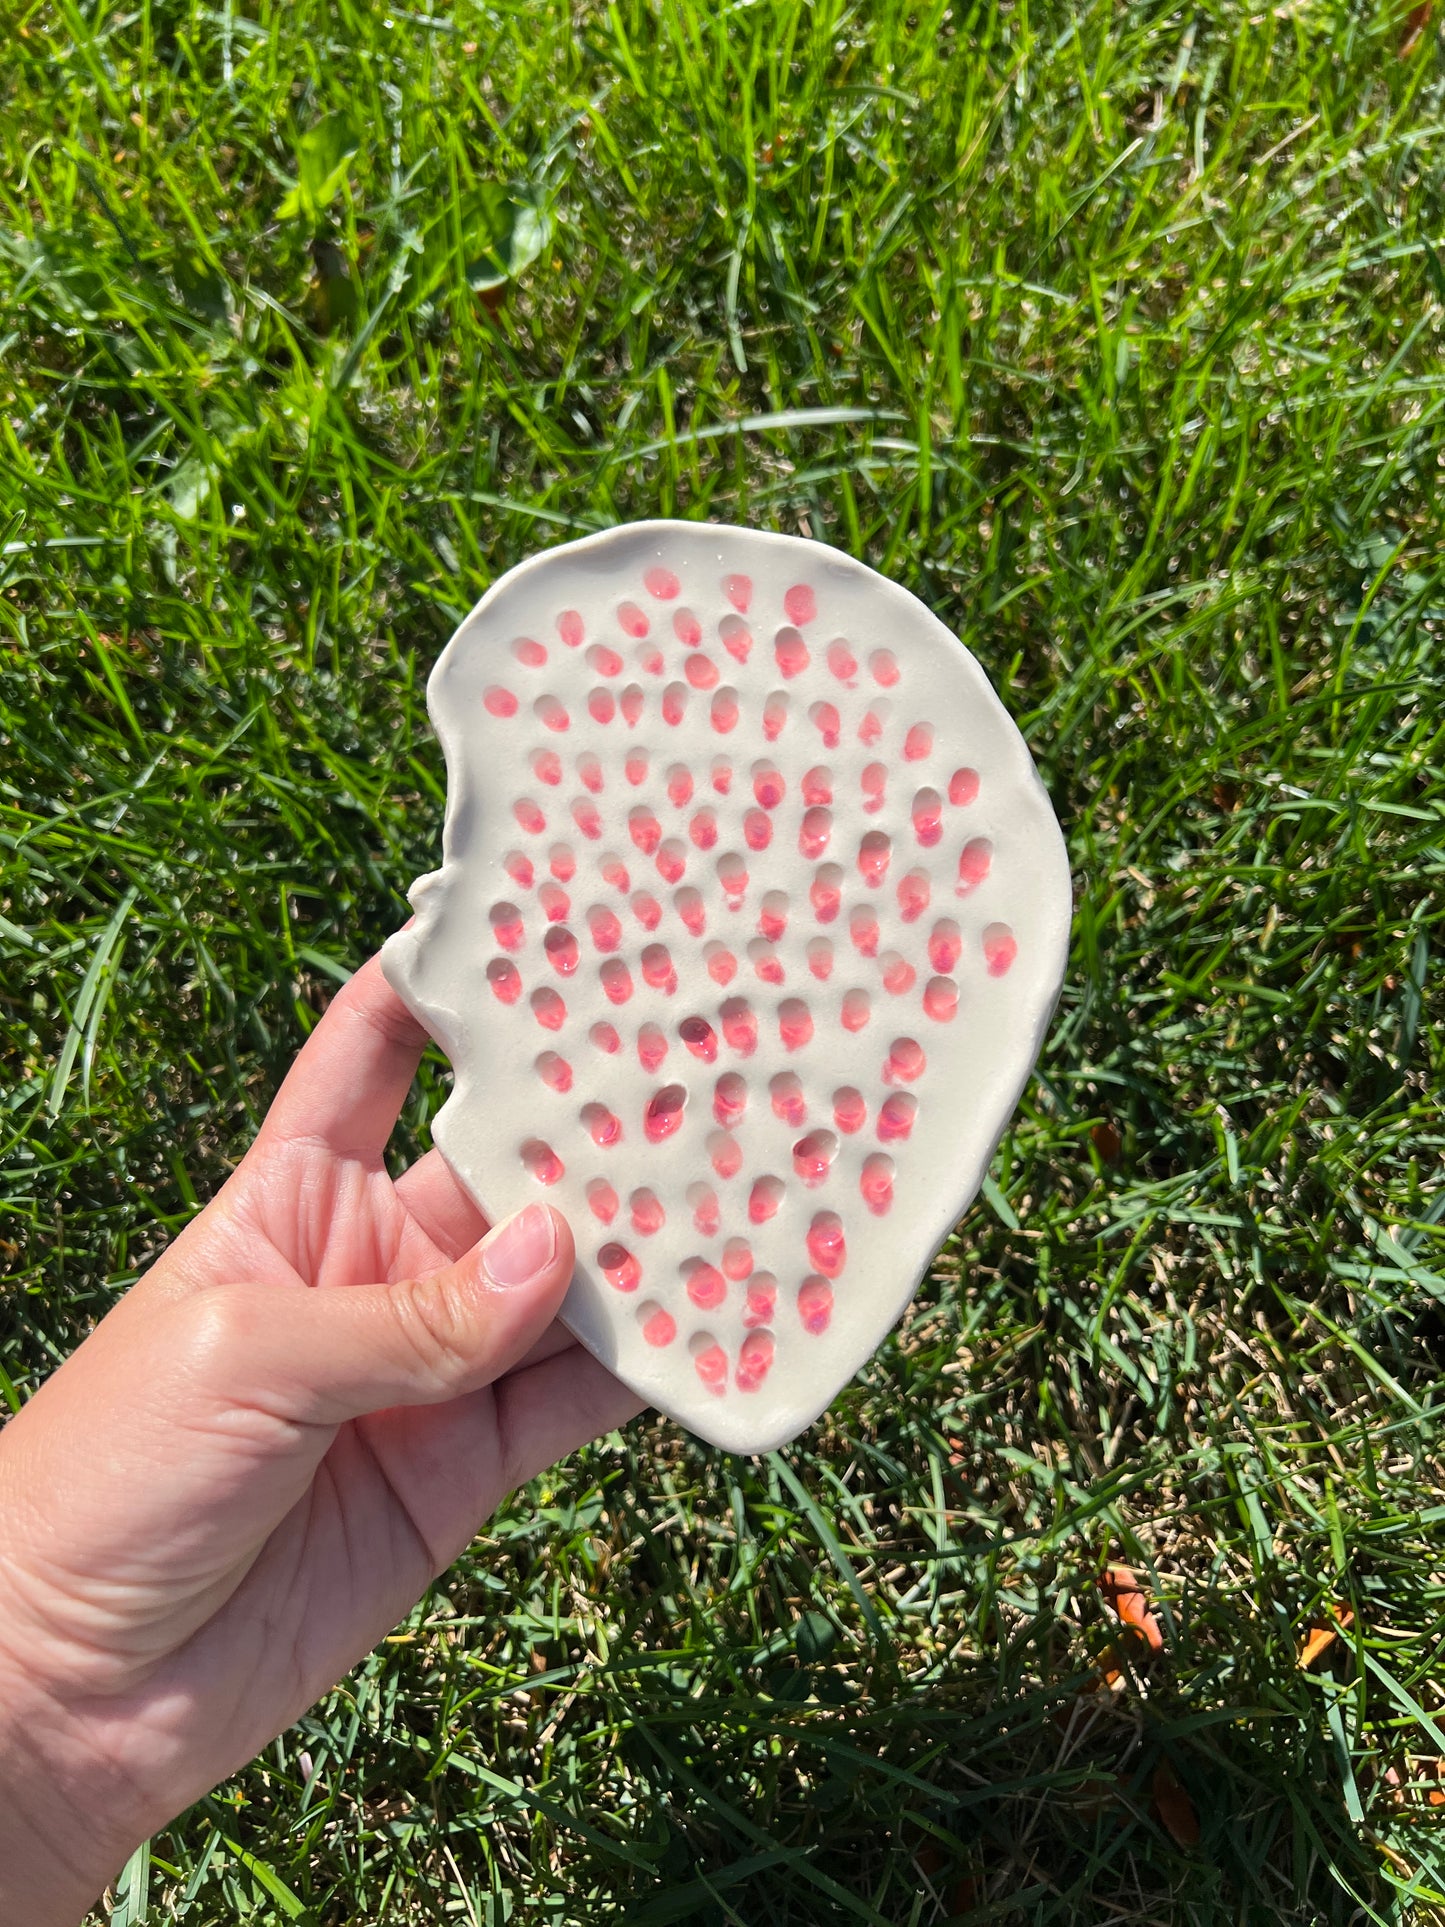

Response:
(0, 1669), (141, 1927)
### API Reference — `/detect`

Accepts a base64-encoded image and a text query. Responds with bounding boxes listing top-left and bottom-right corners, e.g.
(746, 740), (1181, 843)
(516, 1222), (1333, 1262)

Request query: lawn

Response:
(3, 0), (1445, 1919)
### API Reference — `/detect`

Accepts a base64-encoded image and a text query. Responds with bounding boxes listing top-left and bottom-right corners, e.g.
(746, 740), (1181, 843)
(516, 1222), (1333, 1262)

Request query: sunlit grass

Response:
(3, 0), (1444, 1919)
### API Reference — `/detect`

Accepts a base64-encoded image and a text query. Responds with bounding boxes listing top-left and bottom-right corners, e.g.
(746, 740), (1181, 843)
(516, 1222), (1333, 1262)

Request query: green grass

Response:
(4, 0), (1445, 1918)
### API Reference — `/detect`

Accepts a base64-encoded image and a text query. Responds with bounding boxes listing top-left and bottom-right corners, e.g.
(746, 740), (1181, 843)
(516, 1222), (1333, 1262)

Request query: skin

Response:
(0, 953), (644, 1924)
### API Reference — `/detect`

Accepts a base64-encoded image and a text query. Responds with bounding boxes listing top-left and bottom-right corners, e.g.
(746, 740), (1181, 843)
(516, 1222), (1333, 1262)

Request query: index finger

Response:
(257, 952), (431, 1163)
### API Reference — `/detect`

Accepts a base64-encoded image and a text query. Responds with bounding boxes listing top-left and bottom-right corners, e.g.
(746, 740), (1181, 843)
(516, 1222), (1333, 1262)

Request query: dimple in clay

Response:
(382, 522), (1070, 1453)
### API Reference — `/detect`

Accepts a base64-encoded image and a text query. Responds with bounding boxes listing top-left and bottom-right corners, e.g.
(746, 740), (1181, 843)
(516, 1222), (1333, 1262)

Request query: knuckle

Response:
(385, 1274), (477, 1398)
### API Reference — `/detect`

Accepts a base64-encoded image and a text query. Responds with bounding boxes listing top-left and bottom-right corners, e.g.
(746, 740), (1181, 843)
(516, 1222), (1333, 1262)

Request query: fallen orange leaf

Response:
(1103, 1563), (1164, 1652)
(1296, 1604), (1354, 1670)
(1401, 2), (1432, 56)
(1151, 1760), (1201, 1847)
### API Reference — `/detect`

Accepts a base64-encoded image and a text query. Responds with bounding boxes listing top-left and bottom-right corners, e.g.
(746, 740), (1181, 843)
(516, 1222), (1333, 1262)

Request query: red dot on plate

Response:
(483, 685), (518, 718)
(640, 1303), (676, 1347)
(618, 601), (650, 638)
(723, 573), (752, 612)
(598, 1242), (641, 1291)
(644, 566), (680, 599)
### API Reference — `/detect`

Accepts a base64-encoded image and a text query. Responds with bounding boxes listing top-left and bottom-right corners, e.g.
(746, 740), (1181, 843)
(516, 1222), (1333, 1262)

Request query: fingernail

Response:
(483, 1203), (557, 1288)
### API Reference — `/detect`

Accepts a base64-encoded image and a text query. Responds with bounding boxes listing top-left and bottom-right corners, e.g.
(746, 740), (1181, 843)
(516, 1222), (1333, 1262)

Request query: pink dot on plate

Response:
(521, 1139), (564, 1185)
(644, 566), (680, 599)
(692, 1336), (728, 1394)
(708, 1131), (743, 1179)
(957, 838), (994, 896)
(949, 767), (981, 806)
(743, 808), (772, 852)
(587, 1179), (619, 1223)
(513, 637), (547, 668)
(705, 941), (737, 985)
(599, 959), (633, 1005)
(806, 1211), (846, 1277)
(763, 692), (789, 740)
(689, 1182), (720, 1235)
(720, 998), (758, 1055)
(630, 1188), (665, 1236)
(639, 1302), (676, 1347)
(590, 1020), (621, 1054)
(631, 890), (661, 929)
(543, 926), (579, 975)
(557, 610), (584, 648)
(826, 639), (857, 684)
(674, 608), (702, 646)
(581, 1101), (622, 1147)
(775, 627), (809, 678)
(749, 1176), (784, 1224)
(641, 940), (678, 991)
(809, 700), (841, 747)
(758, 890), (787, 942)
(645, 1083), (687, 1142)
(861, 762), (886, 812)
(719, 615), (752, 664)
(770, 1071), (805, 1124)
(679, 1015), (718, 1061)
(880, 952), (916, 996)
(550, 843), (576, 882)
(486, 959), (521, 1005)
(904, 722), (933, 760)
(858, 830), (891, 886)
(626, 751), (649, 787)
(744, 1276), (777, 1328)
(587, 689), (617, 727)
(618, 600), (650, 638)
(601, 856), (631, 892)
(619, 685), (644, 727)
(504, 851), (534, 889)
(911, 790), (943, 848)
(833, 1087), (867, 1133)
(849, 906), (879, 957)
(535, 695), (570, 733)
(586, 643), (623, 678)
(928, 919), (962, 973)
(923, 976), (959, 1021)
(713, 1071), (747, 1127)
(662, 684), (688, 727)
(711, 757), (733, 794)
(676, 887), (706, 934)
(711, 689), (740, 733)
(800, 807), (832, 859)
(723, 573), (752, 612)
(841, 988), (871, 1033)
(629, 806), (662, 854)
(636, 1021), (668, 1072)
(779, 999), (813, 1051)
(536, 1044), (572, 1087)
(571, 798), (602, 840)
(860, 1153), (895, 1215)
(655, 840), (687, 886)
(870, 648), (900, 687)
(533, 750), (563, 787)
(807, 936), (833, 979)
(735, 1330), (774, 1392)
(810, 865), (842, 922)
(878, 1093), (918, 1142)
(784, 583), (817, 625)
(685, 653), (720, 690)
(793, 1129), (838, 1187)
(599, 1242), (641, 1292)
(798, 1276), (834, 1335)
(884, 1037), (926, 1084)
(722, 1237), (753, 1281)
(666, 763), (694, 808)
(983, 922), (1017, 976)
(587, 905), (622, 951)
(802, 766), (833, 806)
(490, 902), (524, 951)
(483, 685), (518, 718)
(514, 799), (546, 835)
(686, 1260), (727, 1309)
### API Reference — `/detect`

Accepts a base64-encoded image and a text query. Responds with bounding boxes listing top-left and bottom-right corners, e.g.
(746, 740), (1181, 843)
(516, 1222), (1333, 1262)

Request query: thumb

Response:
(207, 1204), (576, 1426)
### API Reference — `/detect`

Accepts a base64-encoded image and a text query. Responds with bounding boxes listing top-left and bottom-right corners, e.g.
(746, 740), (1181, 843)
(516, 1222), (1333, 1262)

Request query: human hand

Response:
(0, 953), (644, 1925)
